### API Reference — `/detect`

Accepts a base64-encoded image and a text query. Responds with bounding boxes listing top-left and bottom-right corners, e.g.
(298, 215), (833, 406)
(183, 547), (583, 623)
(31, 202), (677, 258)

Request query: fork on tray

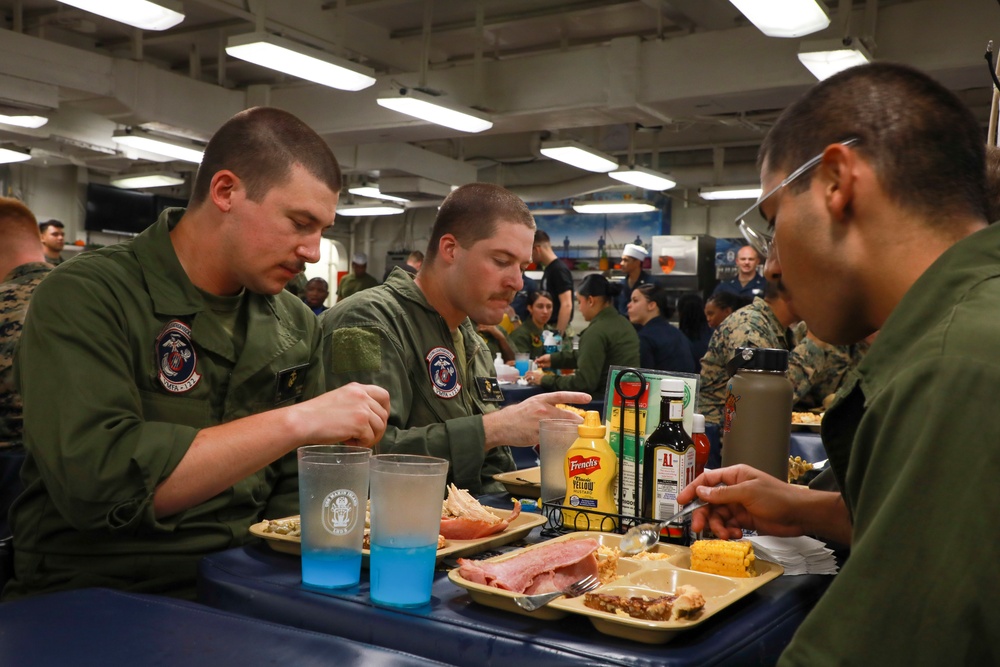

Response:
(513, 574), (601, 612)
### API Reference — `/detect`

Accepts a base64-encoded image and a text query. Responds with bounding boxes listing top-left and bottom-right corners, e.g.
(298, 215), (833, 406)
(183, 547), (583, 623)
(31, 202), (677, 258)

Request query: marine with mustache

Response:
(322, 183), (591, 494)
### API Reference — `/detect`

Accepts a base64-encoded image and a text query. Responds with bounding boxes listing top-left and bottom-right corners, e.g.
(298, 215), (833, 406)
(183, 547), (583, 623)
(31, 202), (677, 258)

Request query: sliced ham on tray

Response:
(457, 538), (600, 595)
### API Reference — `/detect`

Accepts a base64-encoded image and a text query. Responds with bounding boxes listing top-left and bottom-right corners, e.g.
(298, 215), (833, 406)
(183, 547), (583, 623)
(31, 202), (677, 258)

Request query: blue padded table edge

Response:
(198, 541), (831, 667)
(0, 587), (450, 667)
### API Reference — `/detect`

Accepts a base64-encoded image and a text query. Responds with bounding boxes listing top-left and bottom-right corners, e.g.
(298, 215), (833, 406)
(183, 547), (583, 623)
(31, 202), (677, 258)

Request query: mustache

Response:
(489, 291), (517, 303)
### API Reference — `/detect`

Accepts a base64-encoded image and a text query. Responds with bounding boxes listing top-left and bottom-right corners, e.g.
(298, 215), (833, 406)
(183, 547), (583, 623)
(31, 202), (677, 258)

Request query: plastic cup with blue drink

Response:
(514, 352), (531, 376)
(368, 454), (449, 607)
(297, 445), (371, 589)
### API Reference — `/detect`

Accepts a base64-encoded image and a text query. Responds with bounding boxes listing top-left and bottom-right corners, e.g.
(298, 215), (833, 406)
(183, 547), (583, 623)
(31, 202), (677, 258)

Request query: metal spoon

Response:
(618, 485), (726, 556)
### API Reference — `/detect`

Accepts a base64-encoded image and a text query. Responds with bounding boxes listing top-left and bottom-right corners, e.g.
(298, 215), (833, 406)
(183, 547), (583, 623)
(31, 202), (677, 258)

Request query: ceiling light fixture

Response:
(226, 32), (376, 92)
(347, 185), (410, 203)
(798, 38), (873, 81)
(112, 128), (204, 164)
(0, 114), (48, 129)
(699, 185), (764, 201)
(540, 140), (618, 173)
(376, 88), (493, 133)
(56, 0), (184, 31)
(336, 203), (406, 217)
(728, 0), (830, 38)
(572, 200), (657, 214)
(609, 165), (677, 191)
(110, 172), (185, 189)
(0, 147), (31, 164)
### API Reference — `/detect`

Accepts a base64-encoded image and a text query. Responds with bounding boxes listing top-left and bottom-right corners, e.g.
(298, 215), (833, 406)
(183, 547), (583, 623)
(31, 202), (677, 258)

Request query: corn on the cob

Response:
(690, 539), (756, 578)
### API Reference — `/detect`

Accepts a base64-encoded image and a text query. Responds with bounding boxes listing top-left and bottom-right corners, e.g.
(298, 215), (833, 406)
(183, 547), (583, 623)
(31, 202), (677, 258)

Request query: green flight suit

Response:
(5, 209), (323, 601)
(322, 268), (514, 494)
(779, 221), (1000, 665)
(541, 306), (640, 395)
(508, 319), (551, 360)
(336, 272), (378, 301)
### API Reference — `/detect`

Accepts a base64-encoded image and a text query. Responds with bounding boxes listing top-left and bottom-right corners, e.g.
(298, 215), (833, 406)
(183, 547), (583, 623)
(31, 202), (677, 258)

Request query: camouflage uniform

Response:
(0, 262), (51, 448)
(697, 297), (801, 426)
(790, 337), (871, 410)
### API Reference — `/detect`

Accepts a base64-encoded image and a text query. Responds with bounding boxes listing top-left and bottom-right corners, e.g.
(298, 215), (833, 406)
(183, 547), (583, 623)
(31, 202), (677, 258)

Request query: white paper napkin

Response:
(747, 535), (839, 576)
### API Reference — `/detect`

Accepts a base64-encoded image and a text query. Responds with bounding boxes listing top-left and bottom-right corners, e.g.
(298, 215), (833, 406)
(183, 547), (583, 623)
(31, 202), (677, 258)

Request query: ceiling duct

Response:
(377, 176), (454, 202)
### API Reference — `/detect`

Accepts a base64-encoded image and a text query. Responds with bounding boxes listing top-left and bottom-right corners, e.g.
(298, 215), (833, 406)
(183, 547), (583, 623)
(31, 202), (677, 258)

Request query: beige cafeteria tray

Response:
(250, 505), (546, 562)
(492, 466), (541, 498)
(448, 532), (783, 644)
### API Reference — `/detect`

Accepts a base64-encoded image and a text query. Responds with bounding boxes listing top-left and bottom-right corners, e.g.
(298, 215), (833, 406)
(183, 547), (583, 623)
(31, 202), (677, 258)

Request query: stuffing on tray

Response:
(583, 585), (706, 621)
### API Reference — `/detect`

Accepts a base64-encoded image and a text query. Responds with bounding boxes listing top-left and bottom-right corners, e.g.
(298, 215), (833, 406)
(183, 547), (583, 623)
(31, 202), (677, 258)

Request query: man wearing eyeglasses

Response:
(679, 63), (997, 664)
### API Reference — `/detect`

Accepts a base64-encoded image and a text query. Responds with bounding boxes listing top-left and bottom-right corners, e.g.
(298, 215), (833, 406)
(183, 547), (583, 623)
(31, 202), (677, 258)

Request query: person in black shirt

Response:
(531, 230), (574, 335)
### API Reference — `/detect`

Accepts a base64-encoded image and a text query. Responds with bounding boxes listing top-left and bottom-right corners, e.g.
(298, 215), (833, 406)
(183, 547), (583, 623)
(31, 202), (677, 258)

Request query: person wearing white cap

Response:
(615, 243), (651, 317)
(336, 251), (379, 301)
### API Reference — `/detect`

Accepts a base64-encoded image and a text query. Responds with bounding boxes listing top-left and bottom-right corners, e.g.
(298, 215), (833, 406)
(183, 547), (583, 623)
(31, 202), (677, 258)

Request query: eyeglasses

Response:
(735, 138), (858, 258)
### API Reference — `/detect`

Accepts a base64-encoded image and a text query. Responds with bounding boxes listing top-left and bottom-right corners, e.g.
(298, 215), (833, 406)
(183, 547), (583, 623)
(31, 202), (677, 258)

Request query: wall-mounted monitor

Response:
(84, 183), (158, 236)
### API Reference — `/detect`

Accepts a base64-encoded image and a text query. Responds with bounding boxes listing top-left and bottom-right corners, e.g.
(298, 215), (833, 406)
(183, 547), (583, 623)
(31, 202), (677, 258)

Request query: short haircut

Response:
(635, 283), (672, 318)
(738, 245), (761, 262)
(425, 183), (534, 263)
(407, 250), (424, 263)
(38, 219), (64, 233)
(707, 291), (750, 312)
(189, 106), (341, 208)
(1, 197), (39, 239)
(760, 62), (987, 226)
(306, 277), (329, 290)
(533, 230), (551, 246)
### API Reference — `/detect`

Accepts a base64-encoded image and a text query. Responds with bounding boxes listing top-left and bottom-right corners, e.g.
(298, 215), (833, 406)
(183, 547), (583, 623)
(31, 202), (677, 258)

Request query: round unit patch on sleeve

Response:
(426, 346), (461, 399)
(156, 319), (202, 393)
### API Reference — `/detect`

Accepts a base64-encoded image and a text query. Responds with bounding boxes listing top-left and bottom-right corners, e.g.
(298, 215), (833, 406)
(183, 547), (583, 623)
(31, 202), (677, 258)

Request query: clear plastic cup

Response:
(538, 419), (579, 503)
(368, 454), (449, 607)
(514, 353), (530, 376)
(297, 445), (371, 589)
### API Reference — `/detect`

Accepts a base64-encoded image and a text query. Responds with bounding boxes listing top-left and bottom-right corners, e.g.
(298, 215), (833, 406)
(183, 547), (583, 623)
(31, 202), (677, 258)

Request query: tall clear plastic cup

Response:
(538, 419), (579, 503)
(368, 454), (449, 607)
(297, 445), (371, 589)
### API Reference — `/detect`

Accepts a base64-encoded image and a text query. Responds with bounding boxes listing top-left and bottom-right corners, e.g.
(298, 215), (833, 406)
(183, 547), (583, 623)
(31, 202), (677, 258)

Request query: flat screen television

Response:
(84, 183), (157, 236)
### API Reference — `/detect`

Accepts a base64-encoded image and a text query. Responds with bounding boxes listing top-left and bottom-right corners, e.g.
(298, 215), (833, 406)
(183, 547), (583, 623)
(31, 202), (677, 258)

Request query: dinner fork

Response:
(513, 574), (601, 612)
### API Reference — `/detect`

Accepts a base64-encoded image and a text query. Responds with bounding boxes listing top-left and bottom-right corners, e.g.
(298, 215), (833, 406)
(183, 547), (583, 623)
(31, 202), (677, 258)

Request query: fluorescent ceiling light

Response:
(337, 203), (405, 217)
(57, 0), (184, 31)
(728, 0), (829, 38)
(112, 128), (204, 164)
(0, 147), (31, 164)
(609, 165), (677, 191)
(699, 185), (764, 201)
(798, 39), (873, 81)
(572, 200), (657, 214)
(376, 88), (493, 133)
(540, 140), (618, 173)
(0, 114), (48, 129)
(226, 32), (376, 92)
(347, 185), (409, 203)
(110, 172), (185, 189)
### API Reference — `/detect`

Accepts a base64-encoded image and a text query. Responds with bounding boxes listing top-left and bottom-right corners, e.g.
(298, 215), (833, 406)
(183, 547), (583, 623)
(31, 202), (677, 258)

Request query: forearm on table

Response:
(153, 407), (309, 518)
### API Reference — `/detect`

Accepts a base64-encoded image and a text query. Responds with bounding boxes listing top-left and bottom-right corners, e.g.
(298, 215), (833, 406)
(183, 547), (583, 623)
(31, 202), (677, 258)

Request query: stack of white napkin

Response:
(747, 535), (839, 576)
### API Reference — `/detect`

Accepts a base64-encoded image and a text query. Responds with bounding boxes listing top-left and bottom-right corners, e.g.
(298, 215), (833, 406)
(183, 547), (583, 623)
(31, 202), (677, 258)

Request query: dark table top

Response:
(199, 524), (832, 667)
(0, 587), (450, 667)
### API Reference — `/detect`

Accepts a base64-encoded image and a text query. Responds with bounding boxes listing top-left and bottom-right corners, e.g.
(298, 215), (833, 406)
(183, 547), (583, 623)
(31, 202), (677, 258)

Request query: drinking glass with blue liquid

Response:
(297, 445), (371, 589)
(514, 352), (531, 377)
(369, 454), (449, 607)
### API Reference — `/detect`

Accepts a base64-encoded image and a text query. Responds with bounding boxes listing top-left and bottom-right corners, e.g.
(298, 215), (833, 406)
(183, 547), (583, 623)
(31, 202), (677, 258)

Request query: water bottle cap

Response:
(726, 347), (788, 375)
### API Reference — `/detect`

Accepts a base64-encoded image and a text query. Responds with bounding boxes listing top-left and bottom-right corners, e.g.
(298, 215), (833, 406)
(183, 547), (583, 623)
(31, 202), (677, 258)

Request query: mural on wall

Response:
(528, 197), (670, 271)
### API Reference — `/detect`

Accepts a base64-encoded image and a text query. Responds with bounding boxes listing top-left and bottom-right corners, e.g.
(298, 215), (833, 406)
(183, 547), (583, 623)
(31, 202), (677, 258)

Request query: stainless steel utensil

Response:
(618, 484), (727, 556)
(513, 574), (601, 612)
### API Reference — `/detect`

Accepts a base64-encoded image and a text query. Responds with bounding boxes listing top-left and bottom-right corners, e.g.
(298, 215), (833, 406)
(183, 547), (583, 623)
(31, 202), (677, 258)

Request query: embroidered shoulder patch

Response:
(156, 320), (201, 393)
(330, 327), (382, 374)
(426, 346), (461, 399)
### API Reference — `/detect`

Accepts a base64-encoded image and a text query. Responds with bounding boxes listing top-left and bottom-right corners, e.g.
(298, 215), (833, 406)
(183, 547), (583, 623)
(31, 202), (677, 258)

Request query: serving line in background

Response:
(198, 495), (833, 667)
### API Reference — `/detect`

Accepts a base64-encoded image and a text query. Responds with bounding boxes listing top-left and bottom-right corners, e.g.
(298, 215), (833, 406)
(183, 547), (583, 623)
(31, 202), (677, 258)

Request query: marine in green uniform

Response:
(527, 274), (640, 396)
(6, 108), (389, 600)
(335, 252), (378, 301)
(507, 290), (553, 360)
(678, 63), (999, 665)
(323, 184), (590, 494)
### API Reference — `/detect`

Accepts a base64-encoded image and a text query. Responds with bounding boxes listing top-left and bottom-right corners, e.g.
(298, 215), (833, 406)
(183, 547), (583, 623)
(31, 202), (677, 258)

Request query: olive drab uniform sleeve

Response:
(5, 210), (324, 601)
(322, 270), (514, 495)
(541, 307), (640, 395)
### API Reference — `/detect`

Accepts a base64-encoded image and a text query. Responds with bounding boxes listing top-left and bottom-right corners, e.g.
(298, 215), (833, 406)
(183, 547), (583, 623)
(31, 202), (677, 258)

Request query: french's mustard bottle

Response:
(562, 411), (618, 531)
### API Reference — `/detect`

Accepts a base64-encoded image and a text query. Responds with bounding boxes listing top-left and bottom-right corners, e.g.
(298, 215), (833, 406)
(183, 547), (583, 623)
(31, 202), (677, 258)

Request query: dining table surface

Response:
(198, 494), (835, 667)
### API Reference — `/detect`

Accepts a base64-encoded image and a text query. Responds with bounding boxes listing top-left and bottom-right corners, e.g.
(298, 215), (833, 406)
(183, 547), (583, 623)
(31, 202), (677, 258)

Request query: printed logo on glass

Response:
(322, 489), (359, 535)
